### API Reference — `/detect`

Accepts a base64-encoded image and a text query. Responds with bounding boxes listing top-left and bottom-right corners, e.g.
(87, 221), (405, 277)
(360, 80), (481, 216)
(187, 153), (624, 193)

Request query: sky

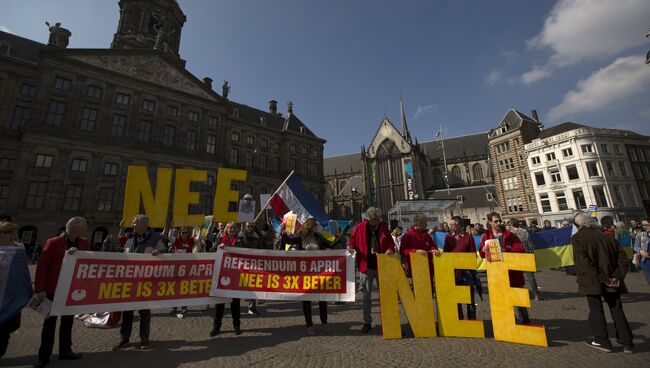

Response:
(2, 0), (649, 157)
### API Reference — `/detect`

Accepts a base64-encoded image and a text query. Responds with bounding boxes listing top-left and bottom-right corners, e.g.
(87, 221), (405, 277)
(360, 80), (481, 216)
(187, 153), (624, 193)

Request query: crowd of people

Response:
(0, 207), (647, 366)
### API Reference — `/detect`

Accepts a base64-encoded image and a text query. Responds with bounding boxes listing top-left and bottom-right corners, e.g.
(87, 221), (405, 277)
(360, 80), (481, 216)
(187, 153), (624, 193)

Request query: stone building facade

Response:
(487, 109), (543, 225)
(525, 122), (648, 226)
(0, 0), (325, 247)
(324, 105), (496, 225)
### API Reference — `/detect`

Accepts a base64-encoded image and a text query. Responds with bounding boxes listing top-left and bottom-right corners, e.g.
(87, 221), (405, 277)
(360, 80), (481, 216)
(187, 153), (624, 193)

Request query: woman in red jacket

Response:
(479, 212), (530, 324)
(171, 227), (197, 318)
(400, 213), (440, 278)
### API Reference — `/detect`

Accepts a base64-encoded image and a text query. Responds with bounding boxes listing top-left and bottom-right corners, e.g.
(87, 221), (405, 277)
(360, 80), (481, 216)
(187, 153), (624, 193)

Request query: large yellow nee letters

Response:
(122, 166), (247, 227)
(378, 252), (547, 347)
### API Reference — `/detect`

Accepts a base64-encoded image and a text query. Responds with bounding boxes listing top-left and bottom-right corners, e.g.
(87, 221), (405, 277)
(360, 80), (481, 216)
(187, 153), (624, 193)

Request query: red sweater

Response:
(400, 226), (437, 276)
(479, 228), (525, 287)
(35, 234), (89, 295)
(172, 237), (195, 253)
(443, 231), (476, 253)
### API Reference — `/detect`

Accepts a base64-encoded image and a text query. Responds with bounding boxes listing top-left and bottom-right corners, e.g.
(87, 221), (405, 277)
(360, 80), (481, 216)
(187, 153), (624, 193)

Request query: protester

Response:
(281, 217), (337, 335)
(509, 219), (541, 301)
(474, 223), (486, 235)
(400, 213), (439, 278)
(541, 220), (555, 231)
(260, 223), (276, 250)
(170, 227), (198, 318)
(528, 220), (541, 233)
(479, 212), (530, 324)
(113, 215), (164, 351)
(0, 221), (32, 359)
(348, 207), (395, 333)
(443, 216), (477, 319)
(238, 222), (264, 315)
(572, 212), (633, 353)
(211, 222), (243, 337)
(440, 222), (450, 233)
(34, 217), (89, 367)
(633, 219), (650, 287)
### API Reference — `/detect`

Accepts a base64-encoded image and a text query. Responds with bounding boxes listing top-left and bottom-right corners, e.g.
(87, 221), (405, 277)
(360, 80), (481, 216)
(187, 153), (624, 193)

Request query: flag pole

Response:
(253, 170), (295, 223)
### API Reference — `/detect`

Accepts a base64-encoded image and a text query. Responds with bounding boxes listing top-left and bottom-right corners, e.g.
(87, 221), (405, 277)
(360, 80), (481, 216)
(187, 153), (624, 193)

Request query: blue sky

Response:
(2, 0), (649, 157)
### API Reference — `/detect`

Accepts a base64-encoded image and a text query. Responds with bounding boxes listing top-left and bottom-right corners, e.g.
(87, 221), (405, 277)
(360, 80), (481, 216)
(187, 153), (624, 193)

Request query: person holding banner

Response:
(238, 222), (264, 315)
(113, 215), (164, 351)
(0, 221), (32, 359)
(479, 212), (530, 324)
(211, 222), (242, 337)
(171, 227), (198, 318)
(348, 207), (395, 333)
(34, 217), (89, 367)
(443, 216), (477, 320)
(281, 217), (337, 335)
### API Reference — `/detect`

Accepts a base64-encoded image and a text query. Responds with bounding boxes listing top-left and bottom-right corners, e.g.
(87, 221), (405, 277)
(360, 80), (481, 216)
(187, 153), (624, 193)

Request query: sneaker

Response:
(209, 325), (220, 337)
(234, 327), (242, 335)
(112, 339), (129, 351)
(306, 326), (315, 336)
(623, 346), (633, 354)
(585, 340), (612, 353)
(248, 308), (260, 316)
(361, 324), (371, 333)
(176, 312), (185, 319)
(140, 340), (150, 350)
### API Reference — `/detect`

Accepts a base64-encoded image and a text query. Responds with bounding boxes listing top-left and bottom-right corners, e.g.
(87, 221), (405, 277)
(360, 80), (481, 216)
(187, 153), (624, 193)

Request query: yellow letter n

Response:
(377, 253), (436, 339)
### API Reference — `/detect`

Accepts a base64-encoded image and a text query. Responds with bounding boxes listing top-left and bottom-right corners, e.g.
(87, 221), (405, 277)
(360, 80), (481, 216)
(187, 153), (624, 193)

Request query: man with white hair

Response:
(34, 217), (89, 367)
(113, 214), (164, 351)
(572, 212), (633, 353)
(348, 207), (395, 333)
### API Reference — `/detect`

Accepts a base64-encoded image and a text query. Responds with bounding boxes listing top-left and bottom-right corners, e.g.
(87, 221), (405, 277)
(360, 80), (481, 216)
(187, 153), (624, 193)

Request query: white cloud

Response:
(485, 70), (501, 85)
(521, 65), (551, 84)
(0, 25), (12, 34)
(522, 0), (650, 83)
(501, 50), (518, 62)
(547, 55), (650, 121)
(414, 104), (437, 120)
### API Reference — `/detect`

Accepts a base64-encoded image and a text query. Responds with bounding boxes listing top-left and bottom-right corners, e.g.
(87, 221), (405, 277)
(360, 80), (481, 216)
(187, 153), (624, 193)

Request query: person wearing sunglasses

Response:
(478, 212), (529, 324)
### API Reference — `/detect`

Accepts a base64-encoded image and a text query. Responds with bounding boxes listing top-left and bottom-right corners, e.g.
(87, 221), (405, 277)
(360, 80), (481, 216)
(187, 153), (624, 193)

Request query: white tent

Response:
(387, 199), (458, 228)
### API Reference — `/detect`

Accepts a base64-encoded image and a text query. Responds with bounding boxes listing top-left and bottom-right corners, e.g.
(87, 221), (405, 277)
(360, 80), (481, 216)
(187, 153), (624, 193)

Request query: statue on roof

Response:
(153, 21), (176, 53)
(45, 21), (71, 49)
(222, 81), (230, 100)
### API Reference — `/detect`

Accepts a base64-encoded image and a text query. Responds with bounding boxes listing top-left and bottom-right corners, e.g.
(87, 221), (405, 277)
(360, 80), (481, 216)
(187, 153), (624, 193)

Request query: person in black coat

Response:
(572, 212), (633, 353)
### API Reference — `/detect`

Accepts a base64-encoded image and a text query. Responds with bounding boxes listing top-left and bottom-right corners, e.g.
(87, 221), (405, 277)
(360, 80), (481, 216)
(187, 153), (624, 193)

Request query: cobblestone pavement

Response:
(2, 267), (649, 367)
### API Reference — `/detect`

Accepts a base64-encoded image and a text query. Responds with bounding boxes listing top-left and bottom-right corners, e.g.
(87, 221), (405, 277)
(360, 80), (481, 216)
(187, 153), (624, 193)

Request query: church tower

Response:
(111, 0), (186, 58)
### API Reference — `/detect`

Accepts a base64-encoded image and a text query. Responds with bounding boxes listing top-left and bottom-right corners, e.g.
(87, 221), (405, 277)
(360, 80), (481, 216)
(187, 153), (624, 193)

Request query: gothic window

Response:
(452, 166), (462, 183)
(472, 164), (484, 181)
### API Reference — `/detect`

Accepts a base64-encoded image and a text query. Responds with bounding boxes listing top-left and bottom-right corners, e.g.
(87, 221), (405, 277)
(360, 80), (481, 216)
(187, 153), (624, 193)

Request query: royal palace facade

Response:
(0, 0), (326, 247)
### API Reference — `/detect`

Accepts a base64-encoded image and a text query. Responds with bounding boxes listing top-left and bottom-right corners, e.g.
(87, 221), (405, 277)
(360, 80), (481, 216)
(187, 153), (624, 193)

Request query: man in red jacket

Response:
(34, 217), (89, 368)
(348, 207), (395, 333)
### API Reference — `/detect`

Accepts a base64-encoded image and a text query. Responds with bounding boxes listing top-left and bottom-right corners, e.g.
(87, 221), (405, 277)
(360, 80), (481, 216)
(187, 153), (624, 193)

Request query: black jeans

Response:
(38, 314), (74, 361)
(0, 313), (21, 358)
(120, 309), (151, 342)
(586, 293), (633, 347)
(455, 273), (476, 320)
(214, 299), (241, 329)
(303, 301), (327, 327)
